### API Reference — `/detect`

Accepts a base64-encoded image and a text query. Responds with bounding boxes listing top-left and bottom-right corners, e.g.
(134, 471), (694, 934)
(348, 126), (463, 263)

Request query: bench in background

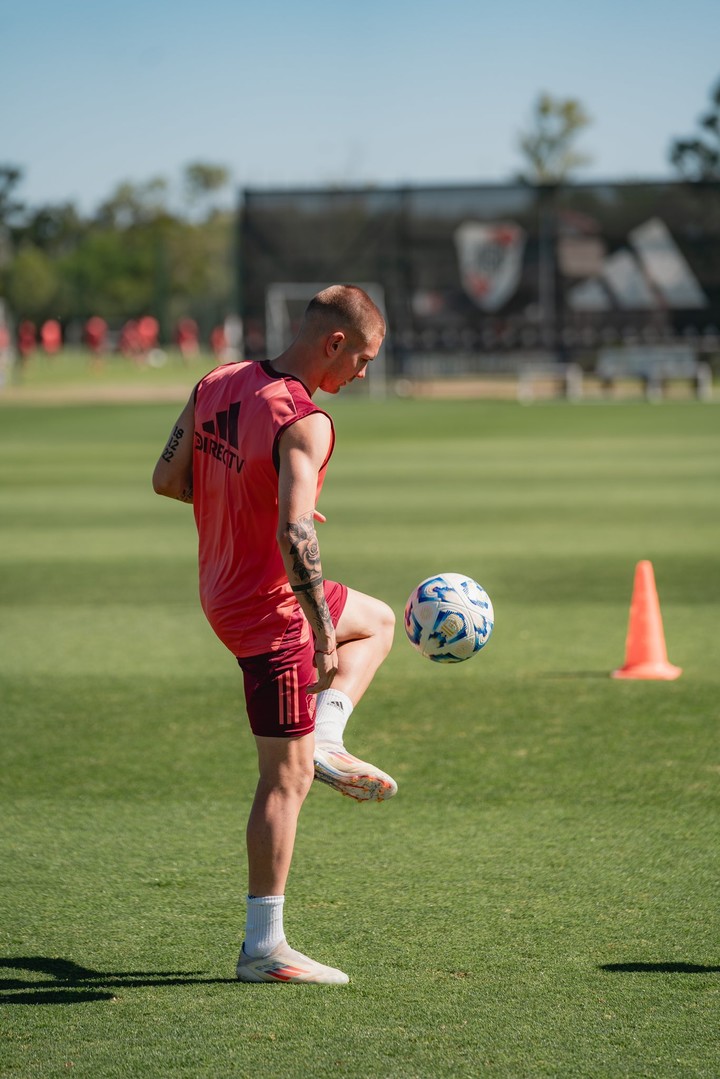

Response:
(594, 346), (712, 402)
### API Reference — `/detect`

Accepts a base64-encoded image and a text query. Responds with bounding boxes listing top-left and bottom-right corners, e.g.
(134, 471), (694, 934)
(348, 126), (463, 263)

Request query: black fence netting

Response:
(240, 182), (720, 376)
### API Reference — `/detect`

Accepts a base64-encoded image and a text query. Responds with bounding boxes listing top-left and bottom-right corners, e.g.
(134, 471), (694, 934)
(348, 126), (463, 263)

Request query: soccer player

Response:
(152, 285), (396, 985)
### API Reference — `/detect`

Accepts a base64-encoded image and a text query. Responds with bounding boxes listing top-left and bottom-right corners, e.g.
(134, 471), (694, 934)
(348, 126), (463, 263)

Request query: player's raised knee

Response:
(376, 598), (395, 650)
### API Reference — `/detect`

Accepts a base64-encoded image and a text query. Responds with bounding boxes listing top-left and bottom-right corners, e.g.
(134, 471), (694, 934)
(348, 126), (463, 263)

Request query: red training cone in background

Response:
(612, 560), (682, 680)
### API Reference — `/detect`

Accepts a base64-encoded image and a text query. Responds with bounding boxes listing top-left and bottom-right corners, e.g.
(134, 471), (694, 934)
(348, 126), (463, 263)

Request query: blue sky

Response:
(3, 0), (719, 213)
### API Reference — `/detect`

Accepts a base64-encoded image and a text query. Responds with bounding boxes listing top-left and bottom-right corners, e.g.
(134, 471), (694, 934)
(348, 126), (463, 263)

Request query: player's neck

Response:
(267, 348), (319, 395)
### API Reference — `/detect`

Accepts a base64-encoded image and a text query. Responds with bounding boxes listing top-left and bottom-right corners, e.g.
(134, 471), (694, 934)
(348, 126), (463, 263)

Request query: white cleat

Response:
(313, 743), (398, 802)
(236, 941), (349, 984)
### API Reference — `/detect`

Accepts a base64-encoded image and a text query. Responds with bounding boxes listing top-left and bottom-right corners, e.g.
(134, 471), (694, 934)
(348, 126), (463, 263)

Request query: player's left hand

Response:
(313, 510), (326, 524)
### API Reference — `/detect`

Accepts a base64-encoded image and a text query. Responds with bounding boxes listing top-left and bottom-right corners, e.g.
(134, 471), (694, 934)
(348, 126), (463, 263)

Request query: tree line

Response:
(0, 162), (235, 346)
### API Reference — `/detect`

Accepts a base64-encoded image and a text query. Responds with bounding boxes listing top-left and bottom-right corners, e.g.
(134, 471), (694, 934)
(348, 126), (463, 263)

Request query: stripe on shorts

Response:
(278, 666), (300, 726)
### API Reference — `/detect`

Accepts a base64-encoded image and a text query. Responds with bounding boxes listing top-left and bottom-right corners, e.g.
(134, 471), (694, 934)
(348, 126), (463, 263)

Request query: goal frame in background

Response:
(265, 282), (388, 398)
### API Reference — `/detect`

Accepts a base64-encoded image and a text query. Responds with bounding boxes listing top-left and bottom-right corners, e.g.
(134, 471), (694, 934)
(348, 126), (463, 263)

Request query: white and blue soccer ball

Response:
(404, 572), (494, 663)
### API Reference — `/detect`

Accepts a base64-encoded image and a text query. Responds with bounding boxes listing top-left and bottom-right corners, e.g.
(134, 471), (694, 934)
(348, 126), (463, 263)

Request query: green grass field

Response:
(1, 391), (719, 1078)
(0, 348), (205, 411)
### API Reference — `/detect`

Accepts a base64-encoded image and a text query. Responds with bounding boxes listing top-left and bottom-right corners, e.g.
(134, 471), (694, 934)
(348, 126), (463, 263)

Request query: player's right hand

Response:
(308, 647), (338, 693)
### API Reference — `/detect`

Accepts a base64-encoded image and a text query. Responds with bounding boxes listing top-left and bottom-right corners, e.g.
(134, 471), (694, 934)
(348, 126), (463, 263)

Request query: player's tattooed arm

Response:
(275, 411), (336, 674)
(287, 512), (321, 583)
(161, 425), (185, 462)
(157, 425), (193, 502)
(286, 513), (335, 643)
(152, 394), (195, 504)
(294, 577), (335, 645)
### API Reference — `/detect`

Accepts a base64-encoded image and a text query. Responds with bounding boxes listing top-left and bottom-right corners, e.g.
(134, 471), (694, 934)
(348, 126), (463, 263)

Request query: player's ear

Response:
(325, 331), (345, 358)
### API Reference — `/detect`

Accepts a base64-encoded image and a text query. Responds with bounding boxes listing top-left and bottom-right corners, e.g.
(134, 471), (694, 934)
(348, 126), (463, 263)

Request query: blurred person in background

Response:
(84, 316), (108, 359)
(176, 317), (199, 360)
(209, 323), (227, 360)
(40, 319), (62, 355)
(17, 320), (36, 371)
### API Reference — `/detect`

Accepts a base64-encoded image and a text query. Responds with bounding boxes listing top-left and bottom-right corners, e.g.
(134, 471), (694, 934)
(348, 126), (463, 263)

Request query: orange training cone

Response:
(612, 561), (681, 680)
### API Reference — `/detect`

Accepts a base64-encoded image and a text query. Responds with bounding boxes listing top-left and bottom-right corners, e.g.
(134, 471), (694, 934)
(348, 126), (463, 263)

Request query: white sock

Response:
(244, 894), (285, 958)
(314, 688), (354, 746)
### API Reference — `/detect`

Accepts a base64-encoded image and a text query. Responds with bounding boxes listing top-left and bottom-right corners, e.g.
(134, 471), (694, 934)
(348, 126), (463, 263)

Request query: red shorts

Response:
(236, 581), (348, 738)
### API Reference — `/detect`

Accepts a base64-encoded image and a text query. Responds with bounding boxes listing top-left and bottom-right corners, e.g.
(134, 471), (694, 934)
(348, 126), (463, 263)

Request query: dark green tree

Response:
(95, 177), (171, 229)
(6, 244), (59, 320)
(0, 165), (24, 228)
(670, 77), (720, 180)
(0, 165), (25, 271)
(14, 202), (85, 255)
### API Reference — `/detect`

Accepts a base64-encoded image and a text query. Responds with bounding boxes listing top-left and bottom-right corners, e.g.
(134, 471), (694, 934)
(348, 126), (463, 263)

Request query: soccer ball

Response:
(404, 573), (494, 663)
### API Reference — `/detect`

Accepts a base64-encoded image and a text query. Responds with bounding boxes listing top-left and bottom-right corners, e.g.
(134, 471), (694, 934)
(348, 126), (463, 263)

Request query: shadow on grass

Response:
(600, 962), (720, 974)
(0, 956), (236, 1005)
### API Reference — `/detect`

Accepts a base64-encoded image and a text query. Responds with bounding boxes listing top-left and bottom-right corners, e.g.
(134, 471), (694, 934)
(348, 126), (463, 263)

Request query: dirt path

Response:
(0, 382), (194, 406)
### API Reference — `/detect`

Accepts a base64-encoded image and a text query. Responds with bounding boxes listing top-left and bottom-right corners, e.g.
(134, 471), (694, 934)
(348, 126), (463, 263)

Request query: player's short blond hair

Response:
(305, 285), (385, 346)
